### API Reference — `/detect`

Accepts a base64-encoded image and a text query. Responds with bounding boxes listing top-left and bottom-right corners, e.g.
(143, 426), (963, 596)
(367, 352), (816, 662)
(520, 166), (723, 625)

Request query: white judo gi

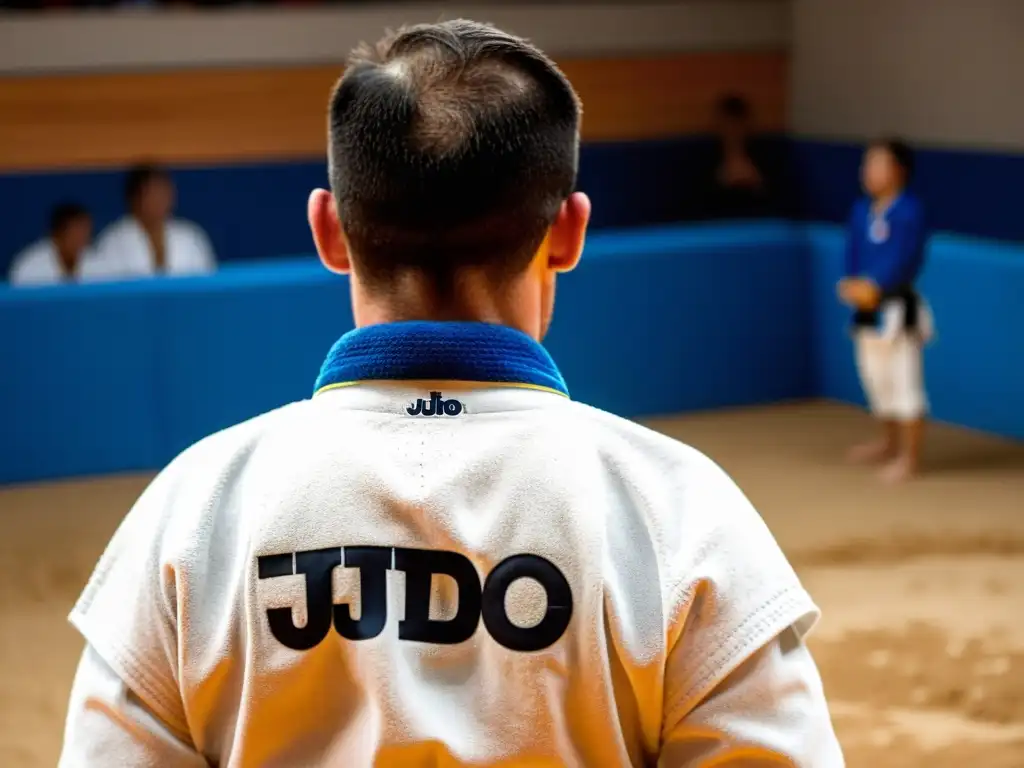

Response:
(93, 216), (216, 280)
(7, 238), (105, 287)
(59, 322), (843, 767)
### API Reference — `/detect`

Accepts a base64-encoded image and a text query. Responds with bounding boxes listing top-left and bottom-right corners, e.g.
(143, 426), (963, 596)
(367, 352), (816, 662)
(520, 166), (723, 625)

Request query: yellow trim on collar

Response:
(314, 379), (570, 398)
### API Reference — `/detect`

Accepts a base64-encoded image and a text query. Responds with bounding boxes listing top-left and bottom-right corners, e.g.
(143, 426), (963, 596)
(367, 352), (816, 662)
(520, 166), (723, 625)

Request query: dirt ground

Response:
(1, 401), (1022, 767)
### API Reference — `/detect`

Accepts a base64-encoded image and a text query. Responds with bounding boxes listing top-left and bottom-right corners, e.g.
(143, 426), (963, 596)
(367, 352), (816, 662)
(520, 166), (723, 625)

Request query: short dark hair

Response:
(869, 137), (915, 181)
(49, 202), (90, 236)
(125, 163), (171, 204)
(328, 20), (581, 288)
(716, 94), (751, 121)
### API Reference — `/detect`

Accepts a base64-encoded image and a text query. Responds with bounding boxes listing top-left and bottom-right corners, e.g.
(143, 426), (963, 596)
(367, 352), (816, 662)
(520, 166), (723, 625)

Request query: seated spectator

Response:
(94, 163), (216, 279)
(696, 94), (780, 220)
(8, 203), (100, 287)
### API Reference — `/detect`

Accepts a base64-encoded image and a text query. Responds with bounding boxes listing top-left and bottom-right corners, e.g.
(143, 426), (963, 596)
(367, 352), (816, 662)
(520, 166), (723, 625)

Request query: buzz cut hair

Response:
(327, 19), (581, 289)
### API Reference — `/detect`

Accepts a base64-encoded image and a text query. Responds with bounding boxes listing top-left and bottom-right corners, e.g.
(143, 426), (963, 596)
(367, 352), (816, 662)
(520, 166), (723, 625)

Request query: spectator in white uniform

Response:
(94, 164), (216, 279)
(8, 203), (99, 287)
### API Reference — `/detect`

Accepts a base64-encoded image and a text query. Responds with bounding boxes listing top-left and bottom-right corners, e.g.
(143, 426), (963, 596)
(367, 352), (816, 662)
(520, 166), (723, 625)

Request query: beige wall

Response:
(0, 0), (790, 74)
(790, 0), (1024, 149)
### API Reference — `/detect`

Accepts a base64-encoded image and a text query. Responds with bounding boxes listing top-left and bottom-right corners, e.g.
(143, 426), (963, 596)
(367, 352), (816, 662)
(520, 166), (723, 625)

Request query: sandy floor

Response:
(1, 400), (1022, 767)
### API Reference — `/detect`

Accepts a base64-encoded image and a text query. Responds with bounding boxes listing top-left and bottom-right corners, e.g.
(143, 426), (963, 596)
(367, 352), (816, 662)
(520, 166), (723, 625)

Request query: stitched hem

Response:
(69, 608), (191, 740)
(664, 585), (819, 719)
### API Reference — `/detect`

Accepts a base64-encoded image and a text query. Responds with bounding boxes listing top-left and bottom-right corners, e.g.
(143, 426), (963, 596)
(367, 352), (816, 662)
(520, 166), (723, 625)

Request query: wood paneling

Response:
(0, 52), (787, 172)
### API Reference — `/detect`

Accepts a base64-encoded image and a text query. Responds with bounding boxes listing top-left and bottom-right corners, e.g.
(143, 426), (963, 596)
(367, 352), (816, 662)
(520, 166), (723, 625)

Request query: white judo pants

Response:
(855, 331), (928, 421)
(853, 295), (933, 422)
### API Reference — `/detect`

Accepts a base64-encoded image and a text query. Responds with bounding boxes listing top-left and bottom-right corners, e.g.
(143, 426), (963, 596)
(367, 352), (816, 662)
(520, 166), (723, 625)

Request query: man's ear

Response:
(308, 189), (351, 274)
(547, 191), (591, 273)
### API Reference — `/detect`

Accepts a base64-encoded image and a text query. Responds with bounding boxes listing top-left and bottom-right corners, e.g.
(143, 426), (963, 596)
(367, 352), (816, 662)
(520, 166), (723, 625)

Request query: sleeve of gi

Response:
(58, 646), (208, 768)
(658, 453), (844, 767)
(60, 463), (202, 763)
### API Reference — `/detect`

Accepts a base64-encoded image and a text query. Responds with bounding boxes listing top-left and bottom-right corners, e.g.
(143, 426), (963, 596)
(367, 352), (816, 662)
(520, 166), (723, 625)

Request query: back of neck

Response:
(352, 271), (541, 339)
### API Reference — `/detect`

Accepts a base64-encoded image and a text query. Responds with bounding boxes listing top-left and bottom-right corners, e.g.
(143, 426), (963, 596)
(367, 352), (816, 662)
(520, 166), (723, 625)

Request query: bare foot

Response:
(847, 440), (895, 465)
(880, 455), (917, 484)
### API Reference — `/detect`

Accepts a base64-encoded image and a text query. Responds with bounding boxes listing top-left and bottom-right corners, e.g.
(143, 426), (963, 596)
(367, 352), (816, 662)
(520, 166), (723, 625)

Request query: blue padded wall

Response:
(2, 220), (1020, 485)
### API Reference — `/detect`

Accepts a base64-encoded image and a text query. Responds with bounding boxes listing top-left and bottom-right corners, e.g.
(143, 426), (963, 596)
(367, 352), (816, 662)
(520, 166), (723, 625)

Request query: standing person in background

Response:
(94, 163), (216, 280)
(840, 138), (932, 483)
(695, 94), (778, 220)
(8, 203), (99, 287)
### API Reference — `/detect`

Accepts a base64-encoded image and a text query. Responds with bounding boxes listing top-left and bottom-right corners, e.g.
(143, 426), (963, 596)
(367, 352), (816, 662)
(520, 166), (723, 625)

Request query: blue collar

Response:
(314, 321), (569, 397)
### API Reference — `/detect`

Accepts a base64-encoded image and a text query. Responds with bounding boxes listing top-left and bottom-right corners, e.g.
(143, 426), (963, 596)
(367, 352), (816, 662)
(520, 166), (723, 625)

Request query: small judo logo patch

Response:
(407, 391), (464, 416)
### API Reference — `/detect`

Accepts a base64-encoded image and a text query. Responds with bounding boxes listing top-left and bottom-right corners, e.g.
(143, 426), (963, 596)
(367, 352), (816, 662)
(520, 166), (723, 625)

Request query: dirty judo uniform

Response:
(59, 322), (843, 767)
(845, 193), (932, 421)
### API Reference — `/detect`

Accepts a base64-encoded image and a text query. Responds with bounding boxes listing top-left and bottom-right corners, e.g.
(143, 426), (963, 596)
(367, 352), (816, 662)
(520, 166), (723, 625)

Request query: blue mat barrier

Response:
(0, 220), (1020, 485)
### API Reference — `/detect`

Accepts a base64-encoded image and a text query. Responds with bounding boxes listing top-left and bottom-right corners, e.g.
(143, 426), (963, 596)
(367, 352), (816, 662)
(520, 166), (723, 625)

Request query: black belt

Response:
(852, 285), (920, 330)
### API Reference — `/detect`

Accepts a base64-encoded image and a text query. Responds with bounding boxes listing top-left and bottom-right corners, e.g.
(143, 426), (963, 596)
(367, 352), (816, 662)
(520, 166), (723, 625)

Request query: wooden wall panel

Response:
(0, 52), (787, 172)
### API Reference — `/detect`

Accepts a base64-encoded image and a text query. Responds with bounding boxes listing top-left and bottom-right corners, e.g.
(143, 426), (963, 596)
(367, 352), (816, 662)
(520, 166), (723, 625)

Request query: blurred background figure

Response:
(841, 139), (931, 484)
(7, 202), (97, 287)
(94, 163), (216, 280)
(696, 94), (779, 220)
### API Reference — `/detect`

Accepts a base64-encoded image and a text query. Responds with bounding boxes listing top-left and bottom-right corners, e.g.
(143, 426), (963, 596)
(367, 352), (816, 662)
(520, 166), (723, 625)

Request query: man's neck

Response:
(54, 244), (78, 276)
(135, 215), (168, 270)
(358, 302), (506, 327)
(135, 215), (163, 235)
(351, 272), (543, 340)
